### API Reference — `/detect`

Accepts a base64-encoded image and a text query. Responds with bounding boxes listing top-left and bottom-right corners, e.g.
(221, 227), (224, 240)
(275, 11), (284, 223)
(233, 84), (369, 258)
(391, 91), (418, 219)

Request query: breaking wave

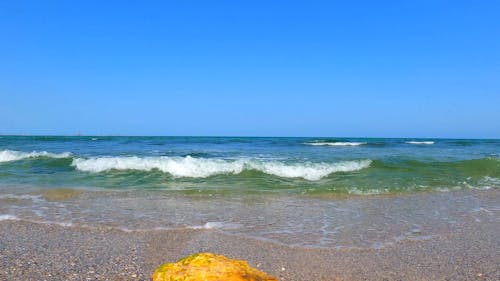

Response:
(406, 141), (434, 145)
(71, 156), (372, 181)
(0, 150), (72, 163)
(304, 141), (367, 146)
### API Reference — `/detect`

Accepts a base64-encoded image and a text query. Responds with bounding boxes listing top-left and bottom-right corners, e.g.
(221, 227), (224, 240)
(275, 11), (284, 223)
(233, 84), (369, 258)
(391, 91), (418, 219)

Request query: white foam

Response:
(347, 187), (386, 195)
(0, 215), (73, 227)
(189, 221), (241, 230)
(436, 186), (462, 193)
(72, 156), (245, 177)
(304, 142), (367, 146)
(405, 141), (434, 145)
(0, 150), (72, 163)
(0, 194), (44, 202)
(0, 214), (18, 221)
(479, 176), (500, 186)
(49, 221), (74, 227)
(253, 160), (372, 180)
(72, 156), (372, 181)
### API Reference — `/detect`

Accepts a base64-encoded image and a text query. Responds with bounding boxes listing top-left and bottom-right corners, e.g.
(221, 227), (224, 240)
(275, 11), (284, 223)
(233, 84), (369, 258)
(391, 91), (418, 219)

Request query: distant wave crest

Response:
(304, 141), (367, 147)
(406, 141), (435, 145)
(72, 156), (372, 181)
(0, 150), (72, 163)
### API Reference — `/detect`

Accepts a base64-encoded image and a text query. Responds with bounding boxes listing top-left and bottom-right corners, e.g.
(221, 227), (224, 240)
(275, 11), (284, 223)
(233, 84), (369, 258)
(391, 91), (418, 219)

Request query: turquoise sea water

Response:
(1, 136), (499, 248)
(0, 136), (499, 194)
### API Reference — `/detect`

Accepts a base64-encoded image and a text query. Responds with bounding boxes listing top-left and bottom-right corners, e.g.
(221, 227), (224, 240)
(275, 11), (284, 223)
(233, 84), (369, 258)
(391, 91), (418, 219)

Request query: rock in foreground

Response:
(152, 252), (278, 281)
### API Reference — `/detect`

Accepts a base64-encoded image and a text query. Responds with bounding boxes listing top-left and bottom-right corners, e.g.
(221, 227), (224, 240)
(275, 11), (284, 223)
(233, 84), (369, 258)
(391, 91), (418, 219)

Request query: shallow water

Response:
(1, 187), (499, 249)
(0, 136), (499, 248)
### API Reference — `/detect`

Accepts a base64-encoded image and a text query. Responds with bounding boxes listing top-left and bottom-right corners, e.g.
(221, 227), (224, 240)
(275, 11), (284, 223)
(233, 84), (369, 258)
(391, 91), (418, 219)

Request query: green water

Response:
(0, 136), (498, 194)
(0, 136), (499, 249)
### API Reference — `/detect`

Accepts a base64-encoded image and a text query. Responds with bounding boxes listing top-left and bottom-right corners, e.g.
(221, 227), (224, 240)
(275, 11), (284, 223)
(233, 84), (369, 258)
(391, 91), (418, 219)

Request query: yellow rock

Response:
(152, 252), (278, 281)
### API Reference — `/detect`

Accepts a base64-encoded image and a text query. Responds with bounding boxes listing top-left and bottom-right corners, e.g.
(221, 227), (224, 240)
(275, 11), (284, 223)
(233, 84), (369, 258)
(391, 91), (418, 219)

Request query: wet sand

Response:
(1, 209), (498, 281)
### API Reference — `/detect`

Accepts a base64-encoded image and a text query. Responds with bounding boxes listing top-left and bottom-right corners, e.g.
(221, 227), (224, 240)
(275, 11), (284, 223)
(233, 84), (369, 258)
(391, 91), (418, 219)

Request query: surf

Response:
(304, 141), (367, 146)
(71, 156), (372, 181)
(0, 150), (72, 163)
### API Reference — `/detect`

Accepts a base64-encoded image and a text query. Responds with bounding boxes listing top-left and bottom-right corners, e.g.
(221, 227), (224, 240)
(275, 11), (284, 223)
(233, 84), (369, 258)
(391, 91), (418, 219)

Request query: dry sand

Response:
(1, 215), (498, 281)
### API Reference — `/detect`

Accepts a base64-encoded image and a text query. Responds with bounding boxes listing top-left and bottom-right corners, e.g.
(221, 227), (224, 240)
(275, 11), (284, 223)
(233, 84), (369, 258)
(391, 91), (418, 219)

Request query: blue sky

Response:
(0, 1), (499, 138)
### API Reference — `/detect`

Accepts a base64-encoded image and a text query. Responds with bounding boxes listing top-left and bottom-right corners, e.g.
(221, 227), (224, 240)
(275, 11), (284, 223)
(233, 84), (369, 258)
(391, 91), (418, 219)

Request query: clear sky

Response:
(0, 1), (499, 138)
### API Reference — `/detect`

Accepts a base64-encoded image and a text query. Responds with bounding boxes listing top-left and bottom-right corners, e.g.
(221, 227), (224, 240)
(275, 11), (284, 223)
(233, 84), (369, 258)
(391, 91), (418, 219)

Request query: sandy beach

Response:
(3, 0), (500, 279)
(1, 190), (498, 281)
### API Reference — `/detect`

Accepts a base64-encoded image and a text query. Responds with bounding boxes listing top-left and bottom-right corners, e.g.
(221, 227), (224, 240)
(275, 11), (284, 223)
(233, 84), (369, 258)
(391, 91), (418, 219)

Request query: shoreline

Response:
(1, 206), (499, 281)
(1, 188), (498, 250)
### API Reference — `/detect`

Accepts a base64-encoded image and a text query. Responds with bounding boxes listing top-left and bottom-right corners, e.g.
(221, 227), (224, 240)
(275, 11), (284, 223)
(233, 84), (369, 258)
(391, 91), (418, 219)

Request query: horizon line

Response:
(0, 134), (499, 140)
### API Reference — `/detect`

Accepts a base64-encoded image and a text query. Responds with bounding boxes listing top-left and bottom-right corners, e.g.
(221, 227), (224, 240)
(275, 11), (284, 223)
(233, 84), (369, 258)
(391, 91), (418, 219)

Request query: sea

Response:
(1, 136), (499, 248)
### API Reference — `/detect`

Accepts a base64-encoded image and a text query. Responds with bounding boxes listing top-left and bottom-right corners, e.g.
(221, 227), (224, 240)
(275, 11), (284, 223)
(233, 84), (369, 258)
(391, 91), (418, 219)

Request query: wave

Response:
(405, 141), (434, 145)
(304, 141), (367, 147)
(71, 156), (372, 181)
(0, 150), (72, 163)
(370, 157), (500, 170)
